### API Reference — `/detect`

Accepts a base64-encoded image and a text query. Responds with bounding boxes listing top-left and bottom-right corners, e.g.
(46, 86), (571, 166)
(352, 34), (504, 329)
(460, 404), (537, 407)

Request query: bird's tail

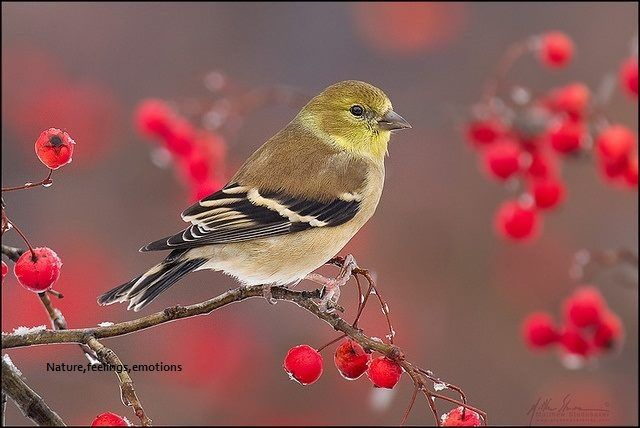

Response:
(97, 250), (207, 311)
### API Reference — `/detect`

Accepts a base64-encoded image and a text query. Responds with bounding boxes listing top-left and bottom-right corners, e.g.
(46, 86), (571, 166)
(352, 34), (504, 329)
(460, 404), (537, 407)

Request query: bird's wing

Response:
(140, 182), (362, 251)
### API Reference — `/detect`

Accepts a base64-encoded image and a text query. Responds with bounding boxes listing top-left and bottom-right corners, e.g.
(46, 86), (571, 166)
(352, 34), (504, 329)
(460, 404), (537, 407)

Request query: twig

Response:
(1, 244), (24, 262)
(570, 248), (639, 285)
(2, 390), (7, 426)
(2, 169), (53, 192)
(38, 293), (68, 330)
(1, 358), (66, 426)
(85, 337), (151, 426)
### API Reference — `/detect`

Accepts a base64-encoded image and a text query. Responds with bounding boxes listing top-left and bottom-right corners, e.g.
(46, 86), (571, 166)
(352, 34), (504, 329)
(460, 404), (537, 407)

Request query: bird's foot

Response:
(306, 254), (358, 312)
(261, 284), (277, 305)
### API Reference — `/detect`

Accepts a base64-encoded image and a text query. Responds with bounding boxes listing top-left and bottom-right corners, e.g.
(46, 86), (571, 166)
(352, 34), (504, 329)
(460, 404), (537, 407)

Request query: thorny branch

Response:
(2, 246), (487, 426)
(1, 358), (66, 426)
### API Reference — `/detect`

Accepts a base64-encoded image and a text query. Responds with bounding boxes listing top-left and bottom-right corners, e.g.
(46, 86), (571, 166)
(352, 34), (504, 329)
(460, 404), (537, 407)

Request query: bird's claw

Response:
(261, 284), (277, 305)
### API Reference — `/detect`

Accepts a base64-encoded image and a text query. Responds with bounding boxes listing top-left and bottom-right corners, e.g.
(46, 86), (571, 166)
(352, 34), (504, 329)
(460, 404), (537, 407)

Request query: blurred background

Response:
(2, 2), (637, 426)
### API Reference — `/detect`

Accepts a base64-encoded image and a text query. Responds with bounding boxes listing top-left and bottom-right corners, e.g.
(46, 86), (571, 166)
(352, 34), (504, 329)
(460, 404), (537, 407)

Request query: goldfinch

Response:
(98, 80), (410, 311)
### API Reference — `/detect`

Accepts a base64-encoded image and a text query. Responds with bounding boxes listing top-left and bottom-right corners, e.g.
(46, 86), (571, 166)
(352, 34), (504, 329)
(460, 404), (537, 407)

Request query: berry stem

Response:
(46, 289), (64, 299)
(482, 39), (532, 108)
(316, 333), (347, 353)
(401, 385), (419, 425)
(2, 169), (53, 192)
(6, 220), (35, 259)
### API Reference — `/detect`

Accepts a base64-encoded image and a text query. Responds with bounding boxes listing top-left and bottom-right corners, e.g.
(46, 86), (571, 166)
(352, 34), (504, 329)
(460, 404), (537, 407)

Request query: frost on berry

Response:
(34, 128), (75, 170)
(366, 356), (402, 389)
(441, 406), (484, 427)
(482, 140), (521, 180)
(619, 56), (638, 97)
(563, 286), (605, 328)
(13, 247), (62, 293)
(283, 344), (323, 385)
(522, 312), (560, 348)
(538, 31), (574, 68)
(494, 200), (540, 241)
(91, 412), (130, 426)
(532, 178), (565, 210)
(334, 339), (371, 380)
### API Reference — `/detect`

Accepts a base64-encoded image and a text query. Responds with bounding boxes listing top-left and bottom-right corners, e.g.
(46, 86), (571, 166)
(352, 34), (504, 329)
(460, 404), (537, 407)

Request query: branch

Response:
(85, 337), (151, 426)
(1, 283), (486, 425)
(1, 244), (24, 262)
(1, 357), (66, 426)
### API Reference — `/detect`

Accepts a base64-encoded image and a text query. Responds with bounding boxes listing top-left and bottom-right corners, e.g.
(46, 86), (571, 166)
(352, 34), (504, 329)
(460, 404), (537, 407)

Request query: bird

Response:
(98, 80), (410, 311)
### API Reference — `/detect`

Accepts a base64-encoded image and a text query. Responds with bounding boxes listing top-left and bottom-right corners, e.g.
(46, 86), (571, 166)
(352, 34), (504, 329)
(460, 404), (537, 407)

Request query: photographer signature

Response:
(527, 394), (610, 425)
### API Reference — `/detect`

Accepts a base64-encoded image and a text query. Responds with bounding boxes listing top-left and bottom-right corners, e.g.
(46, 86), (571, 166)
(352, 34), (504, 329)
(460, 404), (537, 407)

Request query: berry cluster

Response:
(522, 286), (624, 365)
(135, 99), (226, 201)
(282, 340), (403, 389)
(465, 31), (638, 242)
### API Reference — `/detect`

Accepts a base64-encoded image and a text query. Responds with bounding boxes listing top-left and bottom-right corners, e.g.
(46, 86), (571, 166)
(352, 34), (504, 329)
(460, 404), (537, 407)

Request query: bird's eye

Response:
(349, 105), (364, 117)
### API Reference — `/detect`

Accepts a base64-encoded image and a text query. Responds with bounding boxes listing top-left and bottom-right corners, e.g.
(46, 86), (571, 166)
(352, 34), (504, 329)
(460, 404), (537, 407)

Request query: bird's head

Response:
(298, 80), (411, 160)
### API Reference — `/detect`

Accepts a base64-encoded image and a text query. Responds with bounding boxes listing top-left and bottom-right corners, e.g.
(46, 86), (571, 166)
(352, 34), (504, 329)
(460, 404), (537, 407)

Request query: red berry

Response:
(1, 261), (8, 282)
(190, 179), (223, 203)
(494, 200), (540, 241)
(620, 56), (638, 97)
(546, 83), (590, 118)
(441, 406), (484, 427)
(334, 340), (371, 380)
(563, 286), (605, 328)
(465, 119), (505, 147)
(283, 345), (323, 385)
(596, 125), (635, 164)
(598, 156), (629, 182)
(526, 150), (558, 179)
(482, 140), (521, 180)
(593, 311), (623, 350)
(135, 99), (175, 138)
(182, 151), (210, 184)
(624, 157), (638, 187)
(91, 412), (129, 426)
(165, 119), (196, 156)
(549, 120), (584, 154)
(14, 247), (62, 293)
(34, 128), (75, 170)
(522, 312), (560, 348)
(538, 32), (574, 68)
(560, 327), (591, 356)
(366, 356), (402, 389)
(532, 178), (565, 209)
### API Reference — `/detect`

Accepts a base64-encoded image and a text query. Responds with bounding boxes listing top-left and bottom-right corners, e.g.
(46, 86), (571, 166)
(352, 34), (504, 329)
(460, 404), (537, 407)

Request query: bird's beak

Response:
(377, 110), (412, 131)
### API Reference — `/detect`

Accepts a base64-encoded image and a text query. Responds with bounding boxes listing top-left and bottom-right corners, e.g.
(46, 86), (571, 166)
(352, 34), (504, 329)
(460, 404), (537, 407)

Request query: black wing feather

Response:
(141, 183), (361, 252)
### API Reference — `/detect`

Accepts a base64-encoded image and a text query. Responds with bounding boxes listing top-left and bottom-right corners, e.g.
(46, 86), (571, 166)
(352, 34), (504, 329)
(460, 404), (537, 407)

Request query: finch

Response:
(98, 80), (410, 311)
